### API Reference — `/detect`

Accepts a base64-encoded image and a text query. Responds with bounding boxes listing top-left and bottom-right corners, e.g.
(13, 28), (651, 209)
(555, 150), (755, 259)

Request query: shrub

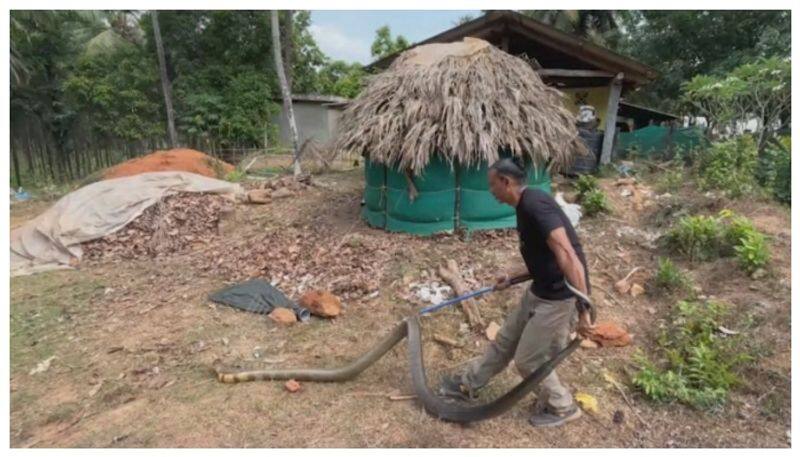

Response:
(653, 257), (692, 292)
(697, 137), (758, 198)
(773, 146), (791, 204)
(665, 211), (771, 273)
(664, 215), (722, 261)
(734, 231), (770, 274)
(581, 189), (610, 217)
(575, 174), (599, 198)
(632, 300), (752, 410)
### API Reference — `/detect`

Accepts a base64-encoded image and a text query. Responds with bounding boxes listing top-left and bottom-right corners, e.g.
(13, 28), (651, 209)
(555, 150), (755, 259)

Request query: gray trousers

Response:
(461, 288), (577, 413)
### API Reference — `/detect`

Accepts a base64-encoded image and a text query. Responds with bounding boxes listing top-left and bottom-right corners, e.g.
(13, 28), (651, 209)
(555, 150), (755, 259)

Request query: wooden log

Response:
(437, 259), (485, 330)
(433, 334), (464, 348)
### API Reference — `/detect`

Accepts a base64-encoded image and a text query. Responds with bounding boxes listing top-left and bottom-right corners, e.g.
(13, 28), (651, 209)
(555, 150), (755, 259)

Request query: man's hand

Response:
(494, 272), (512, 290)
(576, 309), (595, 339)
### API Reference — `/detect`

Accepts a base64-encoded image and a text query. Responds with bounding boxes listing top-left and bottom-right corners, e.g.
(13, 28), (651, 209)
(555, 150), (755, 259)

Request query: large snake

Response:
(214, 282), (593, 423)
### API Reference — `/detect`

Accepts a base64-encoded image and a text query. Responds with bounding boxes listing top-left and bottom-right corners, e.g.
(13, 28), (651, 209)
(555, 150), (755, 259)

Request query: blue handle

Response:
(418, 286), (494, 315)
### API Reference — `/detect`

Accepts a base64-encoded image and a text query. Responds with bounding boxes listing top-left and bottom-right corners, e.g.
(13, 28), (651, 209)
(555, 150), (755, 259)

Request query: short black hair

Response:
(489, 157), (527, 183)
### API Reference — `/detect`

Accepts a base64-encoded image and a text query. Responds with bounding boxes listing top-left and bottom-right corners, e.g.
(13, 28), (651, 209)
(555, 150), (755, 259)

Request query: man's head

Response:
(488, 157), (527, 206)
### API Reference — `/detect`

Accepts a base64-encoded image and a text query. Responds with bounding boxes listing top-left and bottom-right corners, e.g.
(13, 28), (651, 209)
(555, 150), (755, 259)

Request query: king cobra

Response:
(214, 282), (593, 423)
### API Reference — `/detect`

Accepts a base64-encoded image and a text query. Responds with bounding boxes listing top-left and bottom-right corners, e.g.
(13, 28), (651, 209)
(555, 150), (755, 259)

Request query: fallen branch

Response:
(433, 334), (463, 348)
(389, 394), (417, 401)
(437, 259), (485, 330)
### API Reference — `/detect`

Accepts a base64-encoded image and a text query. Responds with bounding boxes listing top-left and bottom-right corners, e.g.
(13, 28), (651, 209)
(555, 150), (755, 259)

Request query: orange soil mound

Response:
(104, 148), (235, 180)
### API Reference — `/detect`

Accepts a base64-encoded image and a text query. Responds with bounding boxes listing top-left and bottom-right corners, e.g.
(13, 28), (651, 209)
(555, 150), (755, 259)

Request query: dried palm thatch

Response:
(333, 37), (587, 175)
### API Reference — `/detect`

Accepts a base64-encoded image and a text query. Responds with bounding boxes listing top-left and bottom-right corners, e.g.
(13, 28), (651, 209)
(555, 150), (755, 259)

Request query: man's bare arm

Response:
(546, 227), (588, 295)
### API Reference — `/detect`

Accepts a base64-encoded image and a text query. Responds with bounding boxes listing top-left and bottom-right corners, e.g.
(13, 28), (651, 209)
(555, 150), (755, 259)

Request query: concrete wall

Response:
(273, 101), (343, 147)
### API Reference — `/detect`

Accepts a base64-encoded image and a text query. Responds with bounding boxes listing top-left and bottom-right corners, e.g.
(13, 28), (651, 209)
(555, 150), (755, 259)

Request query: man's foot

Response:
(528, 404), (582, 428)
(437, 374), (477, 402)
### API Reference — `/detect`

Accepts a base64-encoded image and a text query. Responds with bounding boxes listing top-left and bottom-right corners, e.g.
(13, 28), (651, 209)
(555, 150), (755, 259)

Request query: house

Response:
(272, 94), (348, 148)
(366, 10), (663, 164)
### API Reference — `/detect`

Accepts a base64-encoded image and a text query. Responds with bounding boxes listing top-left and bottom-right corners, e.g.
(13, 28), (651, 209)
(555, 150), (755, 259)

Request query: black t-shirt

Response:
(516, 187), (590, 300)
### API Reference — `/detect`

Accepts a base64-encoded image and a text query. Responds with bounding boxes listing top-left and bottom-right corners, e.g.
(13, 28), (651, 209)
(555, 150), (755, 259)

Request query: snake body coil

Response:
(215, 316), (581, 423)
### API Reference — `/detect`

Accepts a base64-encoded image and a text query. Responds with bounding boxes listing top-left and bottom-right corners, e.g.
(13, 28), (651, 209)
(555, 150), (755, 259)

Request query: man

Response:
(439, 157), (594, 428)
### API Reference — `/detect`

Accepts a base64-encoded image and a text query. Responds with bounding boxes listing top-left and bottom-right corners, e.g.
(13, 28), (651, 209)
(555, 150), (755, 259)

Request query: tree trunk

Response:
(271, 10), (301, 176)
(151, 11), (178, 149)
(281, 10), (294, 92)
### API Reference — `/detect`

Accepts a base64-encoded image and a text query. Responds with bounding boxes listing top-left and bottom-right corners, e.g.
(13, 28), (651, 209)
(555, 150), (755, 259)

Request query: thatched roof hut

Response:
(336, 38), (586, 235)
(334, 37), (586, 175)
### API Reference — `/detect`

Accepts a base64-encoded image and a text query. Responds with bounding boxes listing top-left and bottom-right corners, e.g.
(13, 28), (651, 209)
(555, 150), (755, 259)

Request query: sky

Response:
(309, 10), (481, 65)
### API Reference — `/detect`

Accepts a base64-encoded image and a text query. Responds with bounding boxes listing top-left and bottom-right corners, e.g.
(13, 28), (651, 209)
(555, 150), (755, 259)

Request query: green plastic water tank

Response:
(362, 154), (551, 235)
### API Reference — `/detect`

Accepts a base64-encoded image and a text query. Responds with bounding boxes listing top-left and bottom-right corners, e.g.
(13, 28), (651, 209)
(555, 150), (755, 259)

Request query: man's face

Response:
(488, 169), (513, 205)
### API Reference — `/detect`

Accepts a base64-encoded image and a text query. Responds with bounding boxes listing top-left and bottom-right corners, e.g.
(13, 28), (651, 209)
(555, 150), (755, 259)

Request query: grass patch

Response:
(652, 257), (693, 293)
(44, 402), (81, 424)
(632, 300), (754, 410)
(654, 166), (684, 194)
(10, 271), (105, 370)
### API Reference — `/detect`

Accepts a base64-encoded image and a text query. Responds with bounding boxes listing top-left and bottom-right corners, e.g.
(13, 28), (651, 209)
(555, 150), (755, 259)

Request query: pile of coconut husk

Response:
(83, 193), (234, 260)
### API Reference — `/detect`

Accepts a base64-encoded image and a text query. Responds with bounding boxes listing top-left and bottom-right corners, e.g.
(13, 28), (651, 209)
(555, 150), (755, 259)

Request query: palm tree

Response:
(271, 11), (301, 176)
(151, 10), (178, 148)
(523, 10), (618, 43)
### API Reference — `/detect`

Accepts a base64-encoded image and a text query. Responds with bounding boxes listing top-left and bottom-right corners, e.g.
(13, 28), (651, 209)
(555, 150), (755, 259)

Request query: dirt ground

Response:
(9, 163), (791, 448)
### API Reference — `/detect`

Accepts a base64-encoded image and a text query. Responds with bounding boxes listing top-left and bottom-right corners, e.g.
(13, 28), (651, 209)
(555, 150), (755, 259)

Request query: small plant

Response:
(224, 169), (246, 182)
(718, 210), (771, 273)
(632, 299), (752, 410)
(734, 231), (770, 274)
(653, 257), (692, 292)
(581, 189), (610, 217)
(664, 215), (722, 261)
(575, 174), (599, 198)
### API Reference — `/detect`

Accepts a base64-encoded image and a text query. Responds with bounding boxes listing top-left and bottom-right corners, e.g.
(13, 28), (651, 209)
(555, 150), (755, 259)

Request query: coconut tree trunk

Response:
(271, 10), (301, 176)
(281, 10), (293, 92)
(151, 11), (178, 149)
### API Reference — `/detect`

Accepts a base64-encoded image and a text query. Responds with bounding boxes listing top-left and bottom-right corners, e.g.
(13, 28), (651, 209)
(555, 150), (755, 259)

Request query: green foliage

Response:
(664, 215), (722, 261)
(581, 189), (611, 217)
(632, 300), (752, 409)
(696, 137), (758, 198)
(521, 10), (618, 44)
(772, 147), (791, 205)
(666, 210), (771, 273)
(615, 11), (790, 112)
(719, 211), (757, 248)
(653, 257), (692, 292)
(654, 167), (684, 194)
(317, 60), (365, 98)
(574, 174), (599, 198)
(682, 57), (790, 143)
(757, 136), (791, 204)
(224, 169), (246, 182)
(289, 11), (328, 95)
(371, 25), (410, 59)
(734, 231), (770, 274)
(64, 44), (164, 141)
